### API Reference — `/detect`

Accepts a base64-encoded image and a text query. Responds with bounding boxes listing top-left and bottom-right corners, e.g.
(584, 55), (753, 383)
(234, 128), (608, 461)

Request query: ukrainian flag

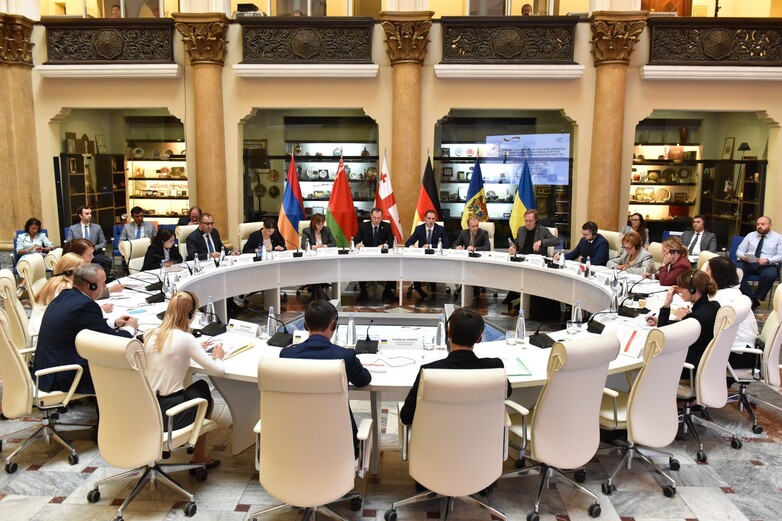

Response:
(508, 158), (536, 239)
(461, 159), (489, 229)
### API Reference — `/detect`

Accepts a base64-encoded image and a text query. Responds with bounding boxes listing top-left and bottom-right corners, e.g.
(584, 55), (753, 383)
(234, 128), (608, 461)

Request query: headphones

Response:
(88, 281), (98, 291)
(688, 270), (697, 295)
(183, 291), (197, 319)
(54, 270), (74, 277)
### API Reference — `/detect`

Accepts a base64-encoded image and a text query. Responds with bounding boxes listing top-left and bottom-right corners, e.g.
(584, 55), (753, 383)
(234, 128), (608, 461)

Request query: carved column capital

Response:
(0, 14), (35, 66)
(589, 11), (647, 66)
(173, 13), (229, 66)
(379, 11), (434, 65)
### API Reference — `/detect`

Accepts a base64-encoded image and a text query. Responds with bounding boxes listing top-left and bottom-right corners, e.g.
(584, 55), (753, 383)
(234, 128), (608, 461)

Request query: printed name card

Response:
(227, 319), (259, 338)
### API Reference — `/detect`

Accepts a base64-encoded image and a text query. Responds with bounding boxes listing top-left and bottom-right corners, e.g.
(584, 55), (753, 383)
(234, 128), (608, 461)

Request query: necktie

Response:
(373, 227), (378, 245)
(206, 233), (215, 254)
(469, 233), (475, 247)
(84, 225), (89, 240)
(135, 225), (141, 239)
(427, 229), (432, 246)
(689, 233), (699, 252)
(754, 235), (765, 259)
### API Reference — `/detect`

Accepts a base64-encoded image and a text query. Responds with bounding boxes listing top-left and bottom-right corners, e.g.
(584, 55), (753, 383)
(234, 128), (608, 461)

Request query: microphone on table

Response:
(528, 322), (556, 349)
(241, 305), (294, 347)
(508, 238), (524, 263)
(125, 267), (167, 303)
(627, 264), (661, 297)
(194, 309), (227, 337)
(586, 311), (614, 334)
(355, 319), (379, 354)
(127, 266), (163, 292)
(283, 237), (304, 258)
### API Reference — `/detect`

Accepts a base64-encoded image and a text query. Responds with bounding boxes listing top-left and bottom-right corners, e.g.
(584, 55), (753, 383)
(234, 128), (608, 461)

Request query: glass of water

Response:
(505, 330), (517, 346)
(423, 336), (435, 351)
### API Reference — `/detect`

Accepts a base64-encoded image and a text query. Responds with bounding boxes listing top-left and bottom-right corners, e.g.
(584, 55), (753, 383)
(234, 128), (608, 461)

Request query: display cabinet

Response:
(126, 140), (188, 224)
(54, 153), (119, 239)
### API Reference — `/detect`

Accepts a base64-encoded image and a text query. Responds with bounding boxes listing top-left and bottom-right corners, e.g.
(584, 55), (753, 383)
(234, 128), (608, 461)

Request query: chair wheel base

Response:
(87, 489), (100, 503)
(663, 485), (676, 497)
(183, 501), (197, 517)
(574, 469), (586, 483)
(601, 482), (612, 495)
(696, 450), (707, 462)
(68, 454), (79, 465)
(753, 425), (764, 434)
(588, 503), (601, 517)
(350, 496), (363, 511)
(5, 462), (18, 474)
(526, 511), (540, 521)
(731, 437), (742, 449)
(384, 509), (397, 521)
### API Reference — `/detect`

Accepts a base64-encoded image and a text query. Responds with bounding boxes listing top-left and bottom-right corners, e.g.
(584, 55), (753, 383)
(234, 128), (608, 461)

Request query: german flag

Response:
(410, 157), (443, 233)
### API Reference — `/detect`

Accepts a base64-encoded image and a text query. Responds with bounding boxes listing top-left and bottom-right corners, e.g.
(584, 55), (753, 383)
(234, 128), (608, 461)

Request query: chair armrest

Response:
(505, 400), (529, 453)
(504, 399), (529, 416)
(254, 420), (261, 434)
(254, 420), (261, 471)
(602, 387), (620, 429)
(731, 346), (762, 355)
(164, 397), (209, 452)
(396, 401), (410, 461)
(19, 347), (35, 355)
(33, 364), (84, 407)
(356, 418), (373, 478)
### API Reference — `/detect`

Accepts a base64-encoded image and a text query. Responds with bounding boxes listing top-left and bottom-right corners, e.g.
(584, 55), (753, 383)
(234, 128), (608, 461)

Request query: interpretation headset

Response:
(688, 270), (697, 295)
(54, 270), (74, 277)
(182, 290), (198, 319)
(88, 281), (98, 291)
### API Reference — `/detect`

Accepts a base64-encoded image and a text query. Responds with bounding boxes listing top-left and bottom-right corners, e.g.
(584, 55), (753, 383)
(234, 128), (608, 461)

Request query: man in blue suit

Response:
(406, 209), (451, 300)
(559, 221), (610, 266)
(33, 264), (138, 394)
(280, 300), (371, 456)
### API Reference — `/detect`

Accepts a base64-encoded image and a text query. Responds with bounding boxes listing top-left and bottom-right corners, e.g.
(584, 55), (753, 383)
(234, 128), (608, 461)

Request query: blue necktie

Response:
(135, 225), (141, 239)
(206, 234), (215, 254)
(84, 225), (89, 241)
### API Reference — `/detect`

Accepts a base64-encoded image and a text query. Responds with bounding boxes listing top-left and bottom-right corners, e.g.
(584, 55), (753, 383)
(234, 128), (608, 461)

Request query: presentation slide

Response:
(486, 133), (571, 186)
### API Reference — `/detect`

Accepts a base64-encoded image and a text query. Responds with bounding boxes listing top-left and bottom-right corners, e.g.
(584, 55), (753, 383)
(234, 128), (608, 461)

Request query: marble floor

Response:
(2, 253), (782, 520)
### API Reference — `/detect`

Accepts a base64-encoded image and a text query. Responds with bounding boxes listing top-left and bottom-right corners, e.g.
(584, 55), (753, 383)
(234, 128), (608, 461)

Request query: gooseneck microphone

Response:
(355, 319), (379, 354)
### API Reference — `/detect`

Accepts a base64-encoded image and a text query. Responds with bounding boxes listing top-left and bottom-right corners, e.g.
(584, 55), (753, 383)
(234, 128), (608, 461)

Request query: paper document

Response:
(502, 356), (531, 376)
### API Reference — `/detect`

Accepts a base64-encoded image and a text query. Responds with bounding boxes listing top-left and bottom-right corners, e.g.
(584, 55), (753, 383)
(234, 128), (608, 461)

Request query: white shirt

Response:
(144, 329), (225, 396)
(711, 287), (758, 349)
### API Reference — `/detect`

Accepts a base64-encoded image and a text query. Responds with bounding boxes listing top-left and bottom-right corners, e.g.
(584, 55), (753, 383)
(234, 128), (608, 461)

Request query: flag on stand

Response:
(325, 157), (358, 247)
(411, 157), (443, 233)
(278, 155), (305, 249)
(508, 158), (536, 239)
(375, 153), (403, 243)
(460, 159), (488, 229)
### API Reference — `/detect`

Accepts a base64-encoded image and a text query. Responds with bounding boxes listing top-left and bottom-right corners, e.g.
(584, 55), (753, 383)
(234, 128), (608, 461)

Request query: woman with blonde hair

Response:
(143, 291), (225, 468)
(36, 253), (84, 306)
(657, 236), (692, 286)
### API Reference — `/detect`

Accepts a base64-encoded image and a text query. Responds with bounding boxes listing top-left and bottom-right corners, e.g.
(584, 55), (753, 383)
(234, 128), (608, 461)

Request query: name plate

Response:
(227, 318), (259, 338)
(449, 249), (470, 258)
(274, 251), (295, 260)
(358, 247), (385, 255)
(292, 330), (309, 344)
(234, 254), (254, 265)
(318, 247), (340, 256)
(379, 333), (423, 350)
(487, 251), (509, 262)
(403, 248), (427, 256)
(524, 255), (546, 267)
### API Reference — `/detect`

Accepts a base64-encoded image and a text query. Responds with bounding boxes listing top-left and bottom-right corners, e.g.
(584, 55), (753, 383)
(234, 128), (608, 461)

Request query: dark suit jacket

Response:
(67, 222), (107, 251)
(658, 298), (720, 376)
(452, 228), (491, 251)
(680, 230), (717, 254)
(141, 242), (183, 271)
(354, 220), (392, 248)
(280, 334), (371, 454)
(400, 349), (511, 425)
(177, 216), (198, 226)
(242, 229), (287, 254)
(511, 225), (559, 254)
(186, 228), (226, 261)
(33, 288), (133, 394)
(406, 223), (450, 249)
(565, 233), (609, 265)
(301, 226), (337, 249)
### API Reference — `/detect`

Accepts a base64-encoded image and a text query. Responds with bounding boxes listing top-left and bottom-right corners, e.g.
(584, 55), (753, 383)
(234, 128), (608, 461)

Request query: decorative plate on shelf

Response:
(662, 168), (676, 182)
(132, 147), (144, 158)
(180, 149), (186, 156)
(678, 168), (692, 181)
(164, 150), (173, 159)
(254, 184), (267, 197)
(152, 150), (161, 159)
(268, 169), (280, 181)
(268, 186), (281, 198)
(305, 167), (319, 180)
(655, 188), (671, 203)
(466, 148), (474, 157)
(454, 148), (463, 156)
(318, 169), (329, 179)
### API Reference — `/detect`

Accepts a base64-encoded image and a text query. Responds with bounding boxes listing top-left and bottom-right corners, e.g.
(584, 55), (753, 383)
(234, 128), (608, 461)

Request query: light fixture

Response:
(738, 142), (751, 159)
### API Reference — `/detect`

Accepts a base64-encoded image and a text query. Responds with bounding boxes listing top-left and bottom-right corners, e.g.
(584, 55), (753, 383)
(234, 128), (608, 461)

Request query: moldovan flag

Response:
(278, 155), (305, 248)
(375, 153), (403, 243)
(508, 158), (536, 239)
(460, 159), (488, 229)
(411, 157), (443, 233)
(325, 157), (358, 247)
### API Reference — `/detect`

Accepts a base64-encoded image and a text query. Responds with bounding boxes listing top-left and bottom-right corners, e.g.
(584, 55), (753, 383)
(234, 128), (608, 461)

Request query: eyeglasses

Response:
(200, 221), (214, 226)
(630, 218), (641, 222)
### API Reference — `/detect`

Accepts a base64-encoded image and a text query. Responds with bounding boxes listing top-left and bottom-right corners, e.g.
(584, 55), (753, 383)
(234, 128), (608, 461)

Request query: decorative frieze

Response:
(590, 11), (647, 66)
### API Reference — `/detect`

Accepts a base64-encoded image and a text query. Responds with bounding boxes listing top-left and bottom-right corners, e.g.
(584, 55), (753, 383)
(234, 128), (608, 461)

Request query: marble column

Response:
(380, 11), (434, 232)
(0, 14), (40, 249)
(587, 11), (647, 230)
(174, 13), (229, 239)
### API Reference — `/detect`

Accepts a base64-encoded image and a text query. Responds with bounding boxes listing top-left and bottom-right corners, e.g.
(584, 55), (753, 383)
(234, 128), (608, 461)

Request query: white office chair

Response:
(44, 247), (63, 272)
(385, 368), (509, 521)
(238, 221), (263, 251)
(602, 230), (622, 259)
(599, 320), (701, 497)
(677, 296), (752, 462)
(16, 253), (47, 304)
(75, 330), (215, 520)
(251, 358), (372, 521)
(727, 288), (782, 433)
(118, 237), (151, 273)
(478, 221), (496, 250)
(648, 241), (664, 269)
(175, 224), (199, 261)
(696, 250), (719, 270)
(0, 308), (92, 473)
(0, 269), (34, 354)
(501, 335), (621, 520)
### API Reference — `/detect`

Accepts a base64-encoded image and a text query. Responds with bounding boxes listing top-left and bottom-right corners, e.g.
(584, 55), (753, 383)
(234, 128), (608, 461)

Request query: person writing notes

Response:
(606, 231), (655, 275)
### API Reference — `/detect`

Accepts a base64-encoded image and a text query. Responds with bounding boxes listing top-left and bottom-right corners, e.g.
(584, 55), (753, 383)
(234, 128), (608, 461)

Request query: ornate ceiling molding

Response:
(173, 13), (229, 66)
(379, 11), (434, 66)
(589, 11), (647, 66)
(0, 14), (34, 66)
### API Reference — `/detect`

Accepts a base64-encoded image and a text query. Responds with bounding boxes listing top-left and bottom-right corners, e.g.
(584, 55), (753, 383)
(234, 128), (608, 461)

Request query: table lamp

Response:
(738, 142), (750, 159)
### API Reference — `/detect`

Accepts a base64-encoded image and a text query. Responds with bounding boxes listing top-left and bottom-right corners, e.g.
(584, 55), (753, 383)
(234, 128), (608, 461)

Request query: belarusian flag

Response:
(374, 153), (403, 243)
(411, 157), (443, 232)
(325, 157), (358, 247)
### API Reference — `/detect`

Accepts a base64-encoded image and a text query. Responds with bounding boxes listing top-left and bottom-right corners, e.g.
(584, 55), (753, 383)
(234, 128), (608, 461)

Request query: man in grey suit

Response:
(508, 209), (559, 255)
(680, 215), (717, 259)
(453, 216), (491, 252)
(66, 206), (113, 279)
(119, 206), (156, 241)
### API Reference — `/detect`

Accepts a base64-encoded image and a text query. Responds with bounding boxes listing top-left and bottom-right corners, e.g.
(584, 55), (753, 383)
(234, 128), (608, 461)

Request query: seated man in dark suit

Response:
(453, 216), (491, 252)
(405, 209), (451, 300)
(66, 205), (114, 280)
(186, 212), (239, 261)
(177, 206), (202, 226)
(680, 215), (718, 260)
(280, 300), (371, 456)
(400, 307), (511, 425)
(556, 220), (609, 266)
(33, 264), (138, 394)
(354, 207), (396, 303)
(242, 218), (287, 254)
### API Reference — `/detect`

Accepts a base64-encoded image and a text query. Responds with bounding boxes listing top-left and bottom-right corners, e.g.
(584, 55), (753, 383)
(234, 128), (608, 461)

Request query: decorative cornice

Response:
(36, 63), (182, 78)
(173, 13), (229, 66)
(233, 63), (378, 78)
(0, 14), (35, 66)
(379, 11), (434, 65)
(589, 11), (647, 66)
(435, 63), (584, 79)
(640, 65), (782, 81)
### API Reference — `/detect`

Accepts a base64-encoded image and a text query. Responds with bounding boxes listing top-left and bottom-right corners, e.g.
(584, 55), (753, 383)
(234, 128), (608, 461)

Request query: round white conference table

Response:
(168, 250), (644, 475)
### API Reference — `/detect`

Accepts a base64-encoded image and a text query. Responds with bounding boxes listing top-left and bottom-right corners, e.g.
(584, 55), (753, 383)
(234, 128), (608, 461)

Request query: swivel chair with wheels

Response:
(677, 296), (752, 462)
(251, 357), (372, 521)
(118, 237), (151, 274)
(385, 368), (509, 521)
(0, 309), (92, 473)
(0, 268), (35, 356)
(75, 330), (215, 520)
(501, 335), (621, 521)
(16, 253), (47, 304)
(599, 320), (700, 497)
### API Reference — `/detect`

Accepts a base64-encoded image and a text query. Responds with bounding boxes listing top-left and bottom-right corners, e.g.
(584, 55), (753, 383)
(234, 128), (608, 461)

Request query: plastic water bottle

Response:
(437, 238), (443, 255)
(205, 296), (216, 325)
(267, 306), (276, 337)
(393, 236), (398, 253)
(516, 309), (527, 343)
(584, 256), (591, 278)
(435, 313), (446, 349)
(256, 243), (263, 259)
(305, 240), (311, 256)
(572, 299), (583, 326)
(610, 287), (619, 314)
(558, 251), (566, 268)
(193, 255), (201, 274)
(218, 249), (225, 266)
(349, 237), (355, 253)
(161, 270), (171, 298)
(346, 313), (356, 346)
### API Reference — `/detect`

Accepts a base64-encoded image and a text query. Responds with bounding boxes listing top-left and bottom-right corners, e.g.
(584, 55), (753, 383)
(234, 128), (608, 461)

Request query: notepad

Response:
(502, 356), (532, 376)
